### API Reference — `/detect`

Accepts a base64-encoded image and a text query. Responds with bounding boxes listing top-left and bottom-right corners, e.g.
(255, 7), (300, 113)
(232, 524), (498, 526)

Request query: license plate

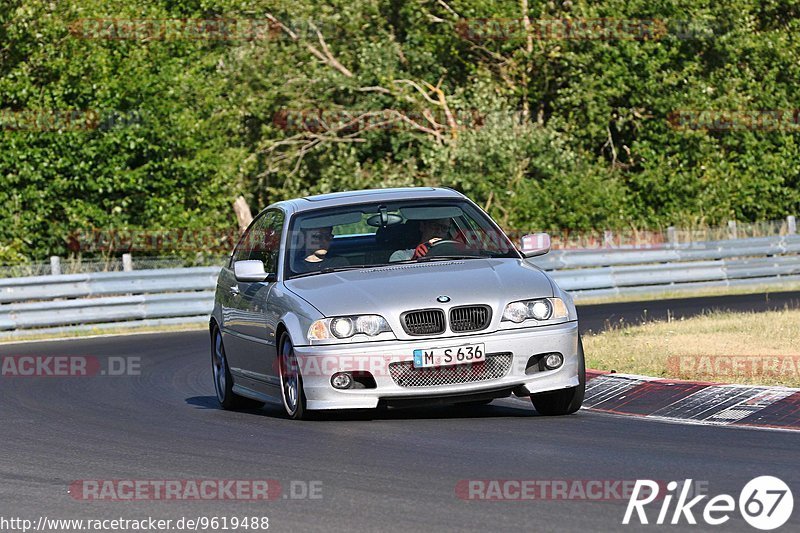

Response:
(413, 343), (486, 368)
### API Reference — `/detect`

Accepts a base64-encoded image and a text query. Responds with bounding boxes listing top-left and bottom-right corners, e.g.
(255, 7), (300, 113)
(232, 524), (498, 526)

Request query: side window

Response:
(230, 210), (284, 274)
(251, 210), (284, 273)
(231, 213), (271, 266)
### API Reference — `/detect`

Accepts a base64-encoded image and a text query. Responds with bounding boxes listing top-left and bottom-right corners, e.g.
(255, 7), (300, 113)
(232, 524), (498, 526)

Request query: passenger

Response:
(390, 218), (452, 261)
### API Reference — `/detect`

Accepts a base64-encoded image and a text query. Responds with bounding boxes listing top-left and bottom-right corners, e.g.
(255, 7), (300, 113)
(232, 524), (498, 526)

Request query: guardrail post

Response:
(667, 226), (676, 246)
(788, 216), (797, 235)
(122, 253), (133, 272)
(728, 220), (738, 240)
(50, 256), (61, 276)
(603, 230), (614, 248)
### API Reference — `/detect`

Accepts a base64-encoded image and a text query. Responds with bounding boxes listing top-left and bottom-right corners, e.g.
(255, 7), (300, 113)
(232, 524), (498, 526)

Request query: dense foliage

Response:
(1, 0), (799, 261)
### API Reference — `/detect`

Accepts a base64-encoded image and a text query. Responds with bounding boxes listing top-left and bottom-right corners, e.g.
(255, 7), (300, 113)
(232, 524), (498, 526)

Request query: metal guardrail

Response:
(531, 235), (800, 297)
(0, 235), (798, 336)
(0, 268), (220, 334)
(0, 267), (220, 304)
(533, 235), (800, 269)
(0, 292), (216, 330)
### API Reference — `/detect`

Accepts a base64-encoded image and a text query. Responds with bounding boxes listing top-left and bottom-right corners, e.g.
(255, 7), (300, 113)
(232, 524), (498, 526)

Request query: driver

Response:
(390, 218), (452, 261)
(293, 226), (348, 273)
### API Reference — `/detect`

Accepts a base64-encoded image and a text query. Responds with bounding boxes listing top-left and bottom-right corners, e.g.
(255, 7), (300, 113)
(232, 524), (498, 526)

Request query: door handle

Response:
(229, 285), (240, 295)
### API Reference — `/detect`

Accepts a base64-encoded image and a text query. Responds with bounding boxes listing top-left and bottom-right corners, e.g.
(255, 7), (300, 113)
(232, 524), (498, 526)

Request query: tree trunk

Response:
(233, 196), (254, 234)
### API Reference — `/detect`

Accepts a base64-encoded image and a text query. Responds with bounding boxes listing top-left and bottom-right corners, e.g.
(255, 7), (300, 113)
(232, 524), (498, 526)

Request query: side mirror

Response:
(234, 260), (276, 282)
(520, 233), (551, 258)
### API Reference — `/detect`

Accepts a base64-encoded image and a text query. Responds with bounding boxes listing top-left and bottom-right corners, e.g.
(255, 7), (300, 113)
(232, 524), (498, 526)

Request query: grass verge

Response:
(574, 282), (800, 305)
(0, 323), (207, 344)
(583, 308), (800, 387)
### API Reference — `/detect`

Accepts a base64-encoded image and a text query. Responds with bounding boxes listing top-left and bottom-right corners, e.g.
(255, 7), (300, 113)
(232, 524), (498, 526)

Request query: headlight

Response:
(528, 300), (552, 320)
(308, 315), (392, 340)
(502, 298), (569, 323)
(331, 317), (354, 338)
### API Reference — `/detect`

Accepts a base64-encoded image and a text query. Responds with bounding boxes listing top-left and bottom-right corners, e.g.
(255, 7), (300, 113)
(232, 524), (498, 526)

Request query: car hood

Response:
(283, 258), (553, 317)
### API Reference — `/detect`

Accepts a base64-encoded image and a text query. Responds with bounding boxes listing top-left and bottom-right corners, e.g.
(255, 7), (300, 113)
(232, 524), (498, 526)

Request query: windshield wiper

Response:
(417, 255), (483, 262)
(288, 264), (389, 279)
(394, 255), (483, 264)
(289, 257), (484, 278)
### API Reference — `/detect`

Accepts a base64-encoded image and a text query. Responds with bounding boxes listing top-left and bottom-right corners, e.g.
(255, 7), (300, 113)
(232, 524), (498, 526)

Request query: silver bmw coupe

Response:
(210, 187), (584, 419)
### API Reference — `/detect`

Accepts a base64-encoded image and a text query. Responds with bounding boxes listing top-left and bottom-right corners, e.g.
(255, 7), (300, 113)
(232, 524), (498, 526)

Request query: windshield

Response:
(285, 199), (519, 278)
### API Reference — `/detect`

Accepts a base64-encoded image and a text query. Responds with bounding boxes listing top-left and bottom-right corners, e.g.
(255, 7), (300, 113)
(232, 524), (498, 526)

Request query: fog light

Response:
(331, 372), (353, 389)
(544, 353), (564, 370)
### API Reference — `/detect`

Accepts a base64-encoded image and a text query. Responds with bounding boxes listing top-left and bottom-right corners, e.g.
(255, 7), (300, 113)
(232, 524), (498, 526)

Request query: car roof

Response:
(271, 187), (467, 214)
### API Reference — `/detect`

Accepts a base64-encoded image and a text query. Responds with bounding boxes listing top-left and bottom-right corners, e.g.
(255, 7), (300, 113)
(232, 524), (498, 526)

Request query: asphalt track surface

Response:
(2, 292), (800, 532)
(576, 290), (800, 333)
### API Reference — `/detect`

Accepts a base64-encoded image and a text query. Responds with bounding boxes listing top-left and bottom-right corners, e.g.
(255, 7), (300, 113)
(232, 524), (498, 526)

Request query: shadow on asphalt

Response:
(185, 395), (540, 421)
(186, 395), (226, 409)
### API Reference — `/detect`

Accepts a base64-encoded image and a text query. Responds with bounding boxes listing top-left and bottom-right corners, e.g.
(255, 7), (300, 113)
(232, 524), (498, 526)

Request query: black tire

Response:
(211, 324), (264, 410)
(530, 336), (586, 416)
(278, 332), (310, 420)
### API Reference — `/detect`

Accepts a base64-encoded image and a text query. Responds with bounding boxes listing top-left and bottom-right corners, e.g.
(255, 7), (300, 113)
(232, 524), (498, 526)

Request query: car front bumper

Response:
(292, 321), (580, 410)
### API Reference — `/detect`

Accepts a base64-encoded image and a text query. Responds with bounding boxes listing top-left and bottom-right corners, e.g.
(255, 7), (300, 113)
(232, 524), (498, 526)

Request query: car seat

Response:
(371, 221), (421, 263)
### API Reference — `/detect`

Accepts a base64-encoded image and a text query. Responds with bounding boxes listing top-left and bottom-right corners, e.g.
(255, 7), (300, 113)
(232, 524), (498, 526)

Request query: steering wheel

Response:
(428, 239), (461, 248)
(425, 239), (466, 256)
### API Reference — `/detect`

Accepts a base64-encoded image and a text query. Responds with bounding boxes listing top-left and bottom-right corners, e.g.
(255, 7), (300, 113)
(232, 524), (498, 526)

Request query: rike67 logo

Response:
(624, 476), (793, 530)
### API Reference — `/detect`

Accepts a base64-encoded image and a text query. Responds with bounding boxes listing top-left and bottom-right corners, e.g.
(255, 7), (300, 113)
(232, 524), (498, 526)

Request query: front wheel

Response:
(278, 333), (309, 420)
(211, 325), (264, 410)
(530, 336), (586, 416)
